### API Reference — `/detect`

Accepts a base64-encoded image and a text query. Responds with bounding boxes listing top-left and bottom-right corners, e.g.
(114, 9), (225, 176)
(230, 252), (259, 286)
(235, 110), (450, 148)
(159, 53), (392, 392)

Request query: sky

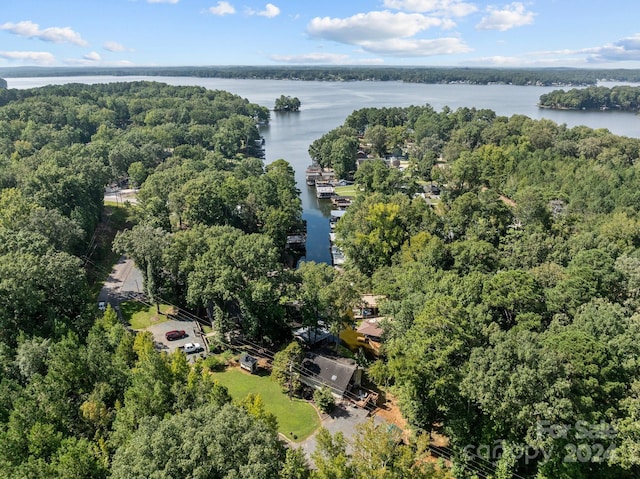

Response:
(1, 0), (640, 69)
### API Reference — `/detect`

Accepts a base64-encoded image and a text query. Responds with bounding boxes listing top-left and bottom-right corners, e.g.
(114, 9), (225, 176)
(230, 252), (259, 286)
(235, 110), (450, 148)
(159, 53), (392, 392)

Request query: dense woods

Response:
(0, 81), (305, 478)
(4, 65), (640, 86)
(539, 85), (640, 110)
(315, 104), (640, 478)
(2, 77), (640, 478)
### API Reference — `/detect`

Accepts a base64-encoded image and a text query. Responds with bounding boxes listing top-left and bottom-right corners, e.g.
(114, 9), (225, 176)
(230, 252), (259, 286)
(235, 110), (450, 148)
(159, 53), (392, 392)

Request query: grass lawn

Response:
(120, 301), (175, 329)
(211, 367), (320, 441)
(334, 185), (358, 197)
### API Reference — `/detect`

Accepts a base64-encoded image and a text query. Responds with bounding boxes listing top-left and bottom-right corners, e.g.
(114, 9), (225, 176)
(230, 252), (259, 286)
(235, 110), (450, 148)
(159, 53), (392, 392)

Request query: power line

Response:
(85, 256), (530, 478)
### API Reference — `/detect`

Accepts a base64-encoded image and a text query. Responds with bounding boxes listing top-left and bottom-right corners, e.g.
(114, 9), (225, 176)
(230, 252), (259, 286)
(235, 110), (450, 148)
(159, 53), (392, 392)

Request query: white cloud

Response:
(587, 34), (640, 63)
(254, 3), (280, 18)
(208, 1), (235, 15)
(467, 54), (587, 67)
(0, 20), (88, 46)
(64, 57), (134, 66)
(83, 51), (101, 62)
(470, 33), (640, 67)
(308, 11), (454, 44)
(270, 52), (350, 63)
(0, 50), (56, 65)
(383, 0), (478, 17)
(270, 52), (384, 65)
(476, 2), (535, 31)
(103, 41), (130, 52)
(359, 37), (471, 56)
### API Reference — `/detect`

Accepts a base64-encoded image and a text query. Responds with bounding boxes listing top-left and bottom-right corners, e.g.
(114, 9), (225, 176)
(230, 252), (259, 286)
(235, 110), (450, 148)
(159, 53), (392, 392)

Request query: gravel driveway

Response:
(296, 402), (386, 459)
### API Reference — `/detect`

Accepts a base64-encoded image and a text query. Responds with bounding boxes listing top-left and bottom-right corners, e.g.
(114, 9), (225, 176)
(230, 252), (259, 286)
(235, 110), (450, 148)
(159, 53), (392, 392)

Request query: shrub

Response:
(313, 386), (335, 413)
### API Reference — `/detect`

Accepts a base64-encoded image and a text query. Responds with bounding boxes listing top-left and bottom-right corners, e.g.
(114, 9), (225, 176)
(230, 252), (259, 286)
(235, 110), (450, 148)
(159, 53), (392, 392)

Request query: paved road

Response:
(97, 255), (205, 360)
(104, 187), (139, 205)
(97, 255), (144, 307)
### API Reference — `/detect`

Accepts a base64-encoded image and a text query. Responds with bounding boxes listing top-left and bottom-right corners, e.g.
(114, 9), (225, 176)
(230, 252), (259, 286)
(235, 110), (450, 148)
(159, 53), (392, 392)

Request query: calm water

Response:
(8, 77), (640, 263)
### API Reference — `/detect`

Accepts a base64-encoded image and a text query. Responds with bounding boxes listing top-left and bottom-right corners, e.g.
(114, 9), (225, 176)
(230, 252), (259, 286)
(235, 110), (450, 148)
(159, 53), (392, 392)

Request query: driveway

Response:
(98, 255), (144, 307)
(146, 318), (206, 360)
(104, 187), (139, 205)
(296, 402), (386, 458)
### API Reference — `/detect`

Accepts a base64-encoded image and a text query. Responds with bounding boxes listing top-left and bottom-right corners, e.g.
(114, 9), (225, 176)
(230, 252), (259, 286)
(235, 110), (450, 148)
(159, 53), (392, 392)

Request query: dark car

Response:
(165, 330), (186, 341)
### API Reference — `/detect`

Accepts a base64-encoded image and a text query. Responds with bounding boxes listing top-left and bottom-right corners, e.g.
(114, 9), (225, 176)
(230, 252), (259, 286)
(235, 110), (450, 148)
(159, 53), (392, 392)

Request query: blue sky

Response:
(1, 0), (639, 68)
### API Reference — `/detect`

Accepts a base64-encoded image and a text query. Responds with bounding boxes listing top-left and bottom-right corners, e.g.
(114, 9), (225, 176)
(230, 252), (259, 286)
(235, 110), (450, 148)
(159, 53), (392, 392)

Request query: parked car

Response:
(98, 301), (107, 312)
(183, 342), (203, 354)
(165, 330), (186, 341)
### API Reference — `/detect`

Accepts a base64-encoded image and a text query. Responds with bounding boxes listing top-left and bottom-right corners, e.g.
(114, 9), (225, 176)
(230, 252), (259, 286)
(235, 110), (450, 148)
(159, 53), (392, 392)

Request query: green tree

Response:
(274, 95), (301, 112)
(272, 341), (304, 394)
(311, 428), (354, 479)
(313, 386), (336, 413)
(111, 403), (284, 479)
(280, 447), (311, 479)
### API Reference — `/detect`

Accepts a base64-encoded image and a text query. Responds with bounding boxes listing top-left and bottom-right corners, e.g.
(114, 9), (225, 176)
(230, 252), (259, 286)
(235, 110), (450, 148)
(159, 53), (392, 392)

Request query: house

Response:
(299, 353), (361, 399)
(293, 324), (333, 347)
(353, 294), (385, 319)
(239, 352), (258, 373)
(340, 317), (384, 357)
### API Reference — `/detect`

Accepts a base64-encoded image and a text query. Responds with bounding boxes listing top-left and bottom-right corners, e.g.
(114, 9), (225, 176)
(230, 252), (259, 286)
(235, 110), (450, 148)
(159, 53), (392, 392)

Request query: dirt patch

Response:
(375, 392), (408, 430)
(373, 391), (450, 449)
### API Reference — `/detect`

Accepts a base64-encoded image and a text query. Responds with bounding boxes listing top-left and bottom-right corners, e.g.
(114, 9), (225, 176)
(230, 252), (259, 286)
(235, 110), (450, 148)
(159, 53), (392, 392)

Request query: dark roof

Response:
(293, 326), (332, 346)
(300, 353), (358, 396)
(240, 352), (258, 366)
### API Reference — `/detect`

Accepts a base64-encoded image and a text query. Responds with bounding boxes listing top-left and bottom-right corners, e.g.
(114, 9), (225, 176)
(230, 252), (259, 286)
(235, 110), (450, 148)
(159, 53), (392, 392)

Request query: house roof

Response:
(300, 353), (358, 396)
(240, 352), (258, 366)
(293, 326), (332, 346)
(356, 318), (384, 338)
(361, 294), (384, 308)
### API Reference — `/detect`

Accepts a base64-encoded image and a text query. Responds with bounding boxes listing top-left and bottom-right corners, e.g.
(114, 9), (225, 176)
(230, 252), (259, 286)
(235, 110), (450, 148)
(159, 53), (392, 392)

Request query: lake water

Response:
(8, 76), (640, 263)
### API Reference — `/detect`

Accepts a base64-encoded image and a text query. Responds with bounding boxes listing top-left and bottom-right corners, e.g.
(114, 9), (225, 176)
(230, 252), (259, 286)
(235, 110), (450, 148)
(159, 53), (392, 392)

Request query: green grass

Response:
(334, 185), (358, 197)
(120, 301), (174, 329)
(211, 367), (320, 441)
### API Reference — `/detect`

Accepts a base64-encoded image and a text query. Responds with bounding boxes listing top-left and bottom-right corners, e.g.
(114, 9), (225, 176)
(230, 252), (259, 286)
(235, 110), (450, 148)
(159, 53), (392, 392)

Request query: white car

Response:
(98, 301), (107, 312)
(183, 342), (203, 354)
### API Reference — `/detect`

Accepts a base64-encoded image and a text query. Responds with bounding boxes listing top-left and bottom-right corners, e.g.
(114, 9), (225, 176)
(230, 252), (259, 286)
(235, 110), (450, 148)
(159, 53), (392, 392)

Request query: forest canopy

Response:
(539, 85), (640, 110)
(312, 103), (640, 478)
(2, 78), (640, 478)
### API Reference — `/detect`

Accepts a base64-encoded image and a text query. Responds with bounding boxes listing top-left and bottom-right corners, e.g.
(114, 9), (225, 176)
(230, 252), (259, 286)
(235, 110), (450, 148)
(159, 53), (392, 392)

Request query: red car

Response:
(165, 330), (186, 341)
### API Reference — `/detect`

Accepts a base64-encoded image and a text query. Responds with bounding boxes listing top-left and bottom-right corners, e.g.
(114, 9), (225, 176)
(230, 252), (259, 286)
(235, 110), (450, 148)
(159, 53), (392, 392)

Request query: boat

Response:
(316, 183), (335, 199)
(305, 163), (323, 186)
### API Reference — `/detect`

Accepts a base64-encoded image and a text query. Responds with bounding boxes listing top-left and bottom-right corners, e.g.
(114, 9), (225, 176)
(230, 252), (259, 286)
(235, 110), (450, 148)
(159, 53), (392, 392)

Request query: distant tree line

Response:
(539, 85), (640, 110)
(4, 65), (640, 86)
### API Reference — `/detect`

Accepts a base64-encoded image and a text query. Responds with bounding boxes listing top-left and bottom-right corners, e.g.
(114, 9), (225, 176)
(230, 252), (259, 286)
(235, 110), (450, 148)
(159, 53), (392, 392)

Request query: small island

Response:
(274, 94), (301, 112)
(539, 85), (640, 111)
